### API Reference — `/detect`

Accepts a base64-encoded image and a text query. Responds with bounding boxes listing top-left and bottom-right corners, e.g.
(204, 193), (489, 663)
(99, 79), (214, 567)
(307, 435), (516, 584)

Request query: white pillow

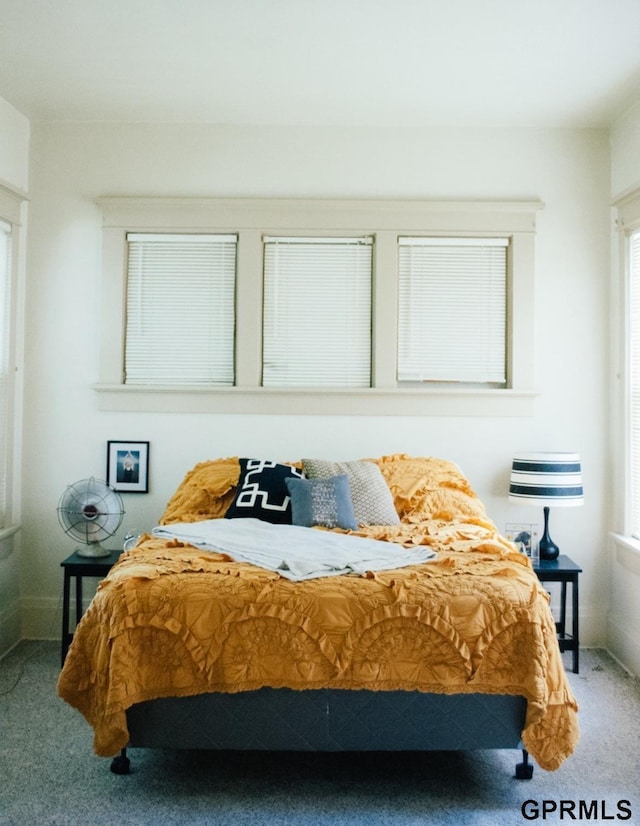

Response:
(302, 459), (400, 527)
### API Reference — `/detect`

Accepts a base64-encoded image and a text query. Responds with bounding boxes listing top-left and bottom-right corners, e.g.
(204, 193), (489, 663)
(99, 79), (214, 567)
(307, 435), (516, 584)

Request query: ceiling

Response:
(1, 0), (640, 128)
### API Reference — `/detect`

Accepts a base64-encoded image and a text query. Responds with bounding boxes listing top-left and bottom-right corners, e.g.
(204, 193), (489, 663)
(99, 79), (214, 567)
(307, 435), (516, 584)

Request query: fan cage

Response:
(57, 477), (125, 546)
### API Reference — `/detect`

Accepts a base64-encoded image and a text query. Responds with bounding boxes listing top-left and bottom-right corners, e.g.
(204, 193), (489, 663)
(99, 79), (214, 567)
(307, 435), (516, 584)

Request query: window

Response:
(0, 184), (24, 534)
(97, 197), (540, 415)
(629, 227), (640, 538)
(398, 237), (508, 385)
(0, 219), (11, 527)
(263, 236), (372, 388)
(614, 186), (640, 544)
(125, 233), (237, 386)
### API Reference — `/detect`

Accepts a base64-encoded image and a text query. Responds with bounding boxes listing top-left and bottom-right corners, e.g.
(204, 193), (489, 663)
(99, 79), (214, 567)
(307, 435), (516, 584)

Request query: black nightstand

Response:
(533, 554), (582, 674)
(60, 549), (121, 666)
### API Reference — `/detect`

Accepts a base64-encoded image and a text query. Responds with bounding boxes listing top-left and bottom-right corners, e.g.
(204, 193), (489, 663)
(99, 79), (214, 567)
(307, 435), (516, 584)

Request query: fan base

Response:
(75, 543), (112, 558)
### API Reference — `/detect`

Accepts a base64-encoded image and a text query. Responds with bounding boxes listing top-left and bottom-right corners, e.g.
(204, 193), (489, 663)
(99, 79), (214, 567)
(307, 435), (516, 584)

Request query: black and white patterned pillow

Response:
(224, 458), (305, 524)
(302, 458), (400, 526)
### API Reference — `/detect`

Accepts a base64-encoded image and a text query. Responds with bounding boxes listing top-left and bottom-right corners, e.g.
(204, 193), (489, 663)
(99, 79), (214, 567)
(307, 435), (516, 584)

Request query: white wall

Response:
(22, 123), (610, 647)
(0, 95), (29, 657)
(610, 98), (640, 199)
(0, 96), (29, 194)
(608, 99), (640, 675)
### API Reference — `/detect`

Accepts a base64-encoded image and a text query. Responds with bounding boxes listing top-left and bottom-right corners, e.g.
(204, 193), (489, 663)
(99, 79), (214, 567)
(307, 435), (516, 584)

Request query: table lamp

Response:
(508, 452), (583, 560)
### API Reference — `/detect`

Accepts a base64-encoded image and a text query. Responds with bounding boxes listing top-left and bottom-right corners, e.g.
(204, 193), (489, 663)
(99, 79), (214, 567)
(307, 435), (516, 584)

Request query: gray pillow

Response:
(285, 474), (357, 530)
(302, 459), (400, 526)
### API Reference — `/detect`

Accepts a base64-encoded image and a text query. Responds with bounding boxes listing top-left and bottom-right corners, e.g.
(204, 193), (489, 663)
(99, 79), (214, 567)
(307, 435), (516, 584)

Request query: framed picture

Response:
(505, 522), (539, 562)
(107, 441), (149, 493)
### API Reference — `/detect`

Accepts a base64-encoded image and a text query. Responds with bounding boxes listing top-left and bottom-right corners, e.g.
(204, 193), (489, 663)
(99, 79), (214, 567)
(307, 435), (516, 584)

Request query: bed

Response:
(57, 454), (579, 778)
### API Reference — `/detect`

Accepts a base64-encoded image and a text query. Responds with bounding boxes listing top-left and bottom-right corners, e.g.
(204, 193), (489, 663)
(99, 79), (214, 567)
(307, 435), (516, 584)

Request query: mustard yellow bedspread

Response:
(57, 455), (579, 771)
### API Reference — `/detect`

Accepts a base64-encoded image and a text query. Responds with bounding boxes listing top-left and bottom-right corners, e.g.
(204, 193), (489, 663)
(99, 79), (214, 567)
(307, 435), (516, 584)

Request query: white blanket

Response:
(151, 518), (437, 581)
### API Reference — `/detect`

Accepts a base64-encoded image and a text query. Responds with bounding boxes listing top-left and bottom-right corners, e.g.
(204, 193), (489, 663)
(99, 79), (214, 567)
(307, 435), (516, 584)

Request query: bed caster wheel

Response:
(515, 749), (533, 779)
(110, 748), (130, 775)
(515, 762), (533, 779)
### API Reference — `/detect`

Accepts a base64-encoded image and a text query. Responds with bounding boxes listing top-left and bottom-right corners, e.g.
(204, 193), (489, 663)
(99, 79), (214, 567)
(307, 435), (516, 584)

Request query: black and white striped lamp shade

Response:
(508, 452), (583, 507)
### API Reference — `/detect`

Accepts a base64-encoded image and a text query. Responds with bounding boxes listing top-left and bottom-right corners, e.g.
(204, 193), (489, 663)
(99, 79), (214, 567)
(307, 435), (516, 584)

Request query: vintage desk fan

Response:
(57, 477), (125, 557)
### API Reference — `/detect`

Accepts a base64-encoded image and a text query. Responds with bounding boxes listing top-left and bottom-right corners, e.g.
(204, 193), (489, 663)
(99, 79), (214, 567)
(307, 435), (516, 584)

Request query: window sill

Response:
(0, 524), (20, 559)
(0, 524), (20, 542)
(610, 533), (640, 576)
(93, 384), (537, 417)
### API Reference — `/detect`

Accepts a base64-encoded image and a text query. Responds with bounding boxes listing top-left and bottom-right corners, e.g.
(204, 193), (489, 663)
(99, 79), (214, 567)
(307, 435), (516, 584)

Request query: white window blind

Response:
(0, 220), (12, 528)
(262, 236), (372, 387)
(630, 229), (640, 539)
(125, 233), (237, 386)
(397, 237), (508, 384)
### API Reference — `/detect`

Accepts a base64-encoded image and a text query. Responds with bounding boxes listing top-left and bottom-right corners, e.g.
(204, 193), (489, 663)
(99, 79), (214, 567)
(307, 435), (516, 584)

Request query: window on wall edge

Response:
(0, 219), (12, 528)
(615, 185), (640, 542)
(628, 226), (640, 540)
(0, 183), (26, 531)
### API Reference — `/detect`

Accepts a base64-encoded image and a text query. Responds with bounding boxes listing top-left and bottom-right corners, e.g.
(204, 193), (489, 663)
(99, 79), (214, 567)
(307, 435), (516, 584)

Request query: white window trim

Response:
(613, 187), (640, 538)
(0, 182), (27, 531)
(95, 197), (542, 416)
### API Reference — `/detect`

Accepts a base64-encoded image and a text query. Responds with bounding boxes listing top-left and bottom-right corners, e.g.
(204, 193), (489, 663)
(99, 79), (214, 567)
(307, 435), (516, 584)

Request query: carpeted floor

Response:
(0, 642), (638, 825)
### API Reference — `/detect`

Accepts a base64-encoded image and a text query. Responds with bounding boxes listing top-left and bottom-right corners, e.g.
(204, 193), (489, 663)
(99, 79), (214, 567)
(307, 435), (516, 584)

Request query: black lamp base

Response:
(539, 506), (559, 561)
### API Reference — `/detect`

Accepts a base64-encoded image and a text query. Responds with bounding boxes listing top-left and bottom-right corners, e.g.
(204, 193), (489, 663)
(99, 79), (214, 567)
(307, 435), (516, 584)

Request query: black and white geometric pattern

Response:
(225, 458), (305, 524)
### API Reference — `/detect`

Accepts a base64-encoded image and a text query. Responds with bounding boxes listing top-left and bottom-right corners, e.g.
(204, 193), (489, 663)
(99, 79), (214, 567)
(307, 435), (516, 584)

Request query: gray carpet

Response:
(0, 642), (638, 825)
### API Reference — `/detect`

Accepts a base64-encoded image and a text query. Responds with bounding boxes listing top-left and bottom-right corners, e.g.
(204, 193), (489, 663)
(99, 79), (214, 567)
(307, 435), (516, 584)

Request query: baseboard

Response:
(20, 579), (104, 641)
(574, 609), (604, 648)
(20, 595), (64, 641)
(606, 616), (640, 677)
(0, 599), (21, 659)
(545, 588), (604, 648)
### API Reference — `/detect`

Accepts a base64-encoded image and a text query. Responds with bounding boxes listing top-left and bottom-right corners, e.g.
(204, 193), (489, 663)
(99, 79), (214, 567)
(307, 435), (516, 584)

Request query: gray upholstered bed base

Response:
(112, 688), (534, 778)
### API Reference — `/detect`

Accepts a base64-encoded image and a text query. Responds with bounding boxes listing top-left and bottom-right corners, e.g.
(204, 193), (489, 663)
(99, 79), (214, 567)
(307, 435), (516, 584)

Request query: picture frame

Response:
(505, 522), (539, 563)
(107, 441), (149, 493)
